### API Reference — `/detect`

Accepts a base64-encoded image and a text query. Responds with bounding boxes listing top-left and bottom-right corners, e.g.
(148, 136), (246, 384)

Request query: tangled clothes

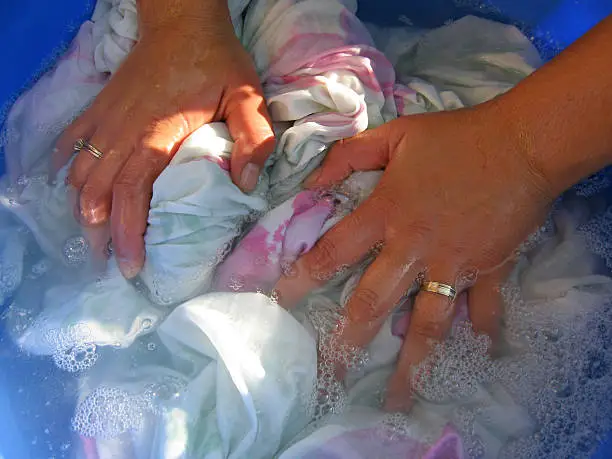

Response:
(2, 0), (612, 458)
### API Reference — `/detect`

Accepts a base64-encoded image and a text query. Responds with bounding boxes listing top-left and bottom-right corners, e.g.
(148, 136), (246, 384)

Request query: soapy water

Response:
(73, 386), (152, 439)
(310, 321), (370, 420)
(3, 181), (612, 458)
(0, 6), (609, 458)
(410, 322), (496, 404)
(497, 282), (612, 459)
(72, 376), (186, 439)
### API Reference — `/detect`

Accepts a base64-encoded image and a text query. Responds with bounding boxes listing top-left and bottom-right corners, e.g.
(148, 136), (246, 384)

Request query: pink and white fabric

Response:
(0, 0), (549, 458)
(215, 190), (336, 293)
(285, 424), (464, 459)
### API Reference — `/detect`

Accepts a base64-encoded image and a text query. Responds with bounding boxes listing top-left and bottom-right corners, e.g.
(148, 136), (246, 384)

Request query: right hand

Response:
(275, 102), (552, 411)
(53, 9), (275, 278)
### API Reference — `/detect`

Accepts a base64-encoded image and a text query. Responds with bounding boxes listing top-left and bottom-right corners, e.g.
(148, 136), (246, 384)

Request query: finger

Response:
(338, 247), (423, 349)
(67, 184), (110, 267)
(111, 141), (172, 279)
(67, 125), (128, 190)
(225, 86), (276, 192)
(304, 124), (394, 188)
(274, 201), (384, 308)
(385, 268), (459, 412)
(467, 264), (513, 355)
(76, 143), (134, 227)
(52, 111), (97, 175)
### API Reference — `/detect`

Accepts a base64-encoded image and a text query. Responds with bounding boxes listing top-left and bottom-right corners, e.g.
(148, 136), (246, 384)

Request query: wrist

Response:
(137, 0), (232, 36)
(484, 91), (610, 202)
(474, 97), (558, 206)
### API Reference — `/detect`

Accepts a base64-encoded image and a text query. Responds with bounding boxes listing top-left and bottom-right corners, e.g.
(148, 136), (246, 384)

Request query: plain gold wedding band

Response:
(74, 138), (104, 160)
(420, 281), (457, 301)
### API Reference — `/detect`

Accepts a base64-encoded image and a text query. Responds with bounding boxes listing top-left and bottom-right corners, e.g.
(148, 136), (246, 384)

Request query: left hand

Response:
(53, 11), (274, 278)
(274, 102), (552, 411)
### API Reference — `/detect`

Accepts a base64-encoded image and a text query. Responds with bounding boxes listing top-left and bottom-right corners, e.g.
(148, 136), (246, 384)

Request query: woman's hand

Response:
(53, 4), (275, 278)
(274, 102), (553, 411)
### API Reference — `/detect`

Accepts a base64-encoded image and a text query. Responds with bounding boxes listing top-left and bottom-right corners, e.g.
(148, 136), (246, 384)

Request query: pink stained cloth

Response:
(214, 189), (335, 293)
(7, 1), (486, 458)
(298, 424), (464, 459)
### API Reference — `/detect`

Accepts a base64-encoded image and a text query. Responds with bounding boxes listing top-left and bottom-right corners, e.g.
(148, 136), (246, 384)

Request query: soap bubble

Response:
(53, 343), (98, 373)
(73, 386), (153, 439)
(63, 236), (89, 266)
(411, 321), (496, 403)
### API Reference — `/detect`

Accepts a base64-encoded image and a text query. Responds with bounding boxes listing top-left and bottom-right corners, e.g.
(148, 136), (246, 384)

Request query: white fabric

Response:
(75, 292), (317, 459)
(393, 16), (543, 106)
(1, 1), (600, 458)
(139, 123), (268, 305)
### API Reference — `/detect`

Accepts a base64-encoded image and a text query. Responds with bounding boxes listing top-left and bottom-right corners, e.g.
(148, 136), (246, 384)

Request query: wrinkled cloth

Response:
(0, 0), (584, 458)
(1, 0), (542, 357)
(1, 22), (107, 183)
(137, 123), (268, 306)
(72, 292), (318, 459)
(281, 419), (464, 459)
(214, 171), (383, 294)
(214, 190), (336, 294)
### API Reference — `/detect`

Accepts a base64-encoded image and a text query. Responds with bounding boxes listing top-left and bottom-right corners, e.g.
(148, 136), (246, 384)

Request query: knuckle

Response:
(368, 193), (394, 215)
(306, 238), (339, 280)
(479, 243), (508, 268)
(353, 288), (380, 309)
(348, 288), (384, 324)
(113, 171), (132, 188)
(387, 218), (434, 246)
(412, 318), (446, 342)
(113, 176), (138, 198)
(384, 195), (403, 215)
(132, 143), (170, 175)
(408, 221), (435, 243)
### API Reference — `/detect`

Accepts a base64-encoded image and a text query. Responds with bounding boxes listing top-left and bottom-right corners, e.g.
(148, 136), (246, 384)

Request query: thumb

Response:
(225, 87), (276, 193)
(305, 123), (395, 188)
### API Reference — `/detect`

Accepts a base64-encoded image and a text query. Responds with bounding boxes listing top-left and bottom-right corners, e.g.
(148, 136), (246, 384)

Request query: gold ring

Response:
(420, 281), (457, 301)
(74, 138), (104, 160)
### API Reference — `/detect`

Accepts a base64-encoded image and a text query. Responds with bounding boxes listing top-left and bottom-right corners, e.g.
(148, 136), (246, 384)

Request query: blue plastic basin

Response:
(1, 1), (611, 457)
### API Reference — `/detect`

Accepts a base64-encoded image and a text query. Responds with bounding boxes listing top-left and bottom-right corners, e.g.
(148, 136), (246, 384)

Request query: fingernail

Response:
(304, 168), (322, 188)
(118, 259), (140, 279)
(240, 163), (261, 192)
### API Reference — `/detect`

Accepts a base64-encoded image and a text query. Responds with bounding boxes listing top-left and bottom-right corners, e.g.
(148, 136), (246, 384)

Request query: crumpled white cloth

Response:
(0, 0), (541, 356)
(138, 123), (268, 306)
(0, 0), (585, 458)
(78, 209), (612, 459)
(393, 16), (542, 107)
(73, 292), (317, 459)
